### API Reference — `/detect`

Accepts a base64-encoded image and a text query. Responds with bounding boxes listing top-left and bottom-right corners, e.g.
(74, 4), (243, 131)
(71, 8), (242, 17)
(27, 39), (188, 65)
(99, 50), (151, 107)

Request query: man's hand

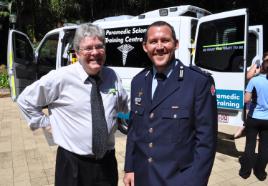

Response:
(123, 172), (134, 186)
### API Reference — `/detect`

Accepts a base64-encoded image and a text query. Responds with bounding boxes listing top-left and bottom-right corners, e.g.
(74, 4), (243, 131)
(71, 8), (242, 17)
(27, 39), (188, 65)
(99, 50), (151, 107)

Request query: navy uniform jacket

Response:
(125, 60), (218, 186)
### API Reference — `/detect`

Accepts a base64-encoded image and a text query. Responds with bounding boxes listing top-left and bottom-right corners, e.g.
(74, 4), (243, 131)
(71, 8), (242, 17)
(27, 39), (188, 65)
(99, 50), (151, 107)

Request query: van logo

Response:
(117, 44), (134, 66)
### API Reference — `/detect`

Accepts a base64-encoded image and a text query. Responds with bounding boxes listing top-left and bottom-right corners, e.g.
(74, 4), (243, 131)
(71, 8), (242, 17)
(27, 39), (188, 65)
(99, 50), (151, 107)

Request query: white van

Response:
(7, 5), (263, 129)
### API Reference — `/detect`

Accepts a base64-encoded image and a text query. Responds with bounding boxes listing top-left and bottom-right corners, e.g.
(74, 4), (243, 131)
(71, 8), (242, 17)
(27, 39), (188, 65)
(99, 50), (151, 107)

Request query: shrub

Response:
(0, 65), (9, 88)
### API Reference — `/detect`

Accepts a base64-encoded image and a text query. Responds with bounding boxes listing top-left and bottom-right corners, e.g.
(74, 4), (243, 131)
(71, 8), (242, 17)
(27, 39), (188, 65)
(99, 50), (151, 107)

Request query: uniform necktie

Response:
(88, 75), (108, 159)
(155, 72), (167, 81)
(153, 73), (166, 100)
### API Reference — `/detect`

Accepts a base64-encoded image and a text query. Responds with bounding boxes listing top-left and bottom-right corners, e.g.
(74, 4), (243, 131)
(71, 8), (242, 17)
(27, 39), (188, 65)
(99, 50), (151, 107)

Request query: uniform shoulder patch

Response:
(210, 84), (216, 96)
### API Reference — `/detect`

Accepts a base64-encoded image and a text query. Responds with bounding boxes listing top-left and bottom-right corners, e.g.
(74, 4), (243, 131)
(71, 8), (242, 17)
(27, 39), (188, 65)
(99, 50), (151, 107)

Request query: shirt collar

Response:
(75, 62), (105, 84)
(152, 59), (178, 79)
(75, 62), (89, 83)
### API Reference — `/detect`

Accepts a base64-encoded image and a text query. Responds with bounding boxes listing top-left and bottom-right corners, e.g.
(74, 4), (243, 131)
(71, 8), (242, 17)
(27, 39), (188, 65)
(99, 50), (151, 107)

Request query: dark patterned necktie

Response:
(153, 73), (167, 100)
(89, 75), (108, 159)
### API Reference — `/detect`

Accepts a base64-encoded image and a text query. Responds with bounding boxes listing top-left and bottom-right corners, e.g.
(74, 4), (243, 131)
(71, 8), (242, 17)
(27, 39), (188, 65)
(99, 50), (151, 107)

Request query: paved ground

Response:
(0, 97), (268, 186)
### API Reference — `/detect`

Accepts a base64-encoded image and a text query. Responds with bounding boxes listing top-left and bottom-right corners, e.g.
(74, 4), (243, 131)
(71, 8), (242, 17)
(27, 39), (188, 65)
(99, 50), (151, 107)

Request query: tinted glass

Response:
(38, 34), (59, 67)
(37, 34), (59, 78)
(195, 16), (245, 72)
(13, 32), (33, 64)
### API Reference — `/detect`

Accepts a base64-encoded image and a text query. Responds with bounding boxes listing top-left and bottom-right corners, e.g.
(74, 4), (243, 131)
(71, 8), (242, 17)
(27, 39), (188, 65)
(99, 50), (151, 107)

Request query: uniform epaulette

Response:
(190, 66), (211, 77)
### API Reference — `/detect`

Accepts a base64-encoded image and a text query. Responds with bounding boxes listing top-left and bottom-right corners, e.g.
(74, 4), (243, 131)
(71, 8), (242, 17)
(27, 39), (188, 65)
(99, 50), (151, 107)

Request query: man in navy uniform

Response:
(123, 21), (218, 186)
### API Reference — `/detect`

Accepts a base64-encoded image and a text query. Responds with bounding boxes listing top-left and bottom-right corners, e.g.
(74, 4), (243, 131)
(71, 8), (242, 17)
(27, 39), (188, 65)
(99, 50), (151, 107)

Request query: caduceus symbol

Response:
(117, 44), (134, 66)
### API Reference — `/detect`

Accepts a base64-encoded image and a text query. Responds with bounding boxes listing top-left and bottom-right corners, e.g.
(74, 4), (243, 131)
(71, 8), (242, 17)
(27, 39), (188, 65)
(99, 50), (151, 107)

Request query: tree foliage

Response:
(10, 0), (267, 43)
(0, 0), (9, 17)
(50, 0), (80, 22)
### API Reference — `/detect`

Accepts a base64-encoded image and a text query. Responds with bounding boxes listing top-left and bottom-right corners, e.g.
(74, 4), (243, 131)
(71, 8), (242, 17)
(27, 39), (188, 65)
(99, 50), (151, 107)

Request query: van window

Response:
(61, 29), (76, 66)
(13, 32), (33, 64)
(194, 15), (245, 72)
(104, 25), (152, 68)
(37, 33), (59, 78)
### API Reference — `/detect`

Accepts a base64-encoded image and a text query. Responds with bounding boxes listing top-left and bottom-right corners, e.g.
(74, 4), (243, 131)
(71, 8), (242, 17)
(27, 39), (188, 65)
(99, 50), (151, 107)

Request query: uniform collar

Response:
(152, 59), (178, 79)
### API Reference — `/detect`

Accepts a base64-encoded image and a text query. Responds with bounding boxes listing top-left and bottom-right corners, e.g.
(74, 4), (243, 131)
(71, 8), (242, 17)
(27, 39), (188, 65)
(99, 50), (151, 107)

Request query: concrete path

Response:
(0, 97), (267, 186)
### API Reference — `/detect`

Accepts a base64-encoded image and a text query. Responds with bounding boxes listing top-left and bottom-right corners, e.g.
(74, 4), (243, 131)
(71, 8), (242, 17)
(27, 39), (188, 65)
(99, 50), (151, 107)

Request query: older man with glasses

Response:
(17, 23), (129, 186)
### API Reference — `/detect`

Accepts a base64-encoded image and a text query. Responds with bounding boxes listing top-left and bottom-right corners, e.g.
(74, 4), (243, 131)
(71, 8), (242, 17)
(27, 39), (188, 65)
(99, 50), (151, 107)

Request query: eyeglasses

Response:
(79, 44), (105, 54)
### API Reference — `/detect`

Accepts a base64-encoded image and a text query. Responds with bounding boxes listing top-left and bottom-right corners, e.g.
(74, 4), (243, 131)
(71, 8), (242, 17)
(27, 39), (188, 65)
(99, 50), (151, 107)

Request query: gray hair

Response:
(73, 23), (105, 52)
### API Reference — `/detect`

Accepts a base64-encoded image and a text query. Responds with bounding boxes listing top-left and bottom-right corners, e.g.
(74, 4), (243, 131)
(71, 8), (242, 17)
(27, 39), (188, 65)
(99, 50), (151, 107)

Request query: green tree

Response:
(10, 0), (267, 48)
(50, 0), (80, 23)
(0, 0), (9, 18)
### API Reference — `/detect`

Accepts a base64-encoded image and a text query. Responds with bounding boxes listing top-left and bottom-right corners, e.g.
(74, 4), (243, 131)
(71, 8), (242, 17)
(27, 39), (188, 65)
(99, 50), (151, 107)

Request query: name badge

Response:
(135, 97), (142, 105)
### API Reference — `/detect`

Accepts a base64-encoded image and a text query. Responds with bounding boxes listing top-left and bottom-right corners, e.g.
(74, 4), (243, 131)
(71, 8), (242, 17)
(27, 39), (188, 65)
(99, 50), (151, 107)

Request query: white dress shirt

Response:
(17, 62), (129, 155)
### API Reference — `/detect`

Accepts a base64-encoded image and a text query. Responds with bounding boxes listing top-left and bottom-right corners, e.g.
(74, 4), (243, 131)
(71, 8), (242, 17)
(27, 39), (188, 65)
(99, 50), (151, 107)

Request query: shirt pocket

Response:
(161, 108), (190, 142)
(131, 106), (145, 135)
(132, 106), (145, 116)
(102, 91), (117, 112)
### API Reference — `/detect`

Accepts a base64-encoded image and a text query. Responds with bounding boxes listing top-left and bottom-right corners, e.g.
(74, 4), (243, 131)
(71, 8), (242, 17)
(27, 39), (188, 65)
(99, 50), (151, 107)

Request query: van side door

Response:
(193, 9), (248, 126)
(7, 30), (36, 101)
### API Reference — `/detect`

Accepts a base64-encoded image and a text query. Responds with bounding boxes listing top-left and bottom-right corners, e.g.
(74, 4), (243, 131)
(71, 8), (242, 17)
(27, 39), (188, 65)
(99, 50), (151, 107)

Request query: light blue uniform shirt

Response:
(151, 60), (178, 98)
(246, 74), (268, 119)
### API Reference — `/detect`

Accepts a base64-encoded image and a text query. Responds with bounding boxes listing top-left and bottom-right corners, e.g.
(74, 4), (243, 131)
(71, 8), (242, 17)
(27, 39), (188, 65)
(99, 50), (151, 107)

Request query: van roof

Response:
(93, 5), (211, 24)
(45, 25), (78, 35)
(93, 15), (134, 23)
(133, 5), (212, 19)
(45, 5), (212, 33)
